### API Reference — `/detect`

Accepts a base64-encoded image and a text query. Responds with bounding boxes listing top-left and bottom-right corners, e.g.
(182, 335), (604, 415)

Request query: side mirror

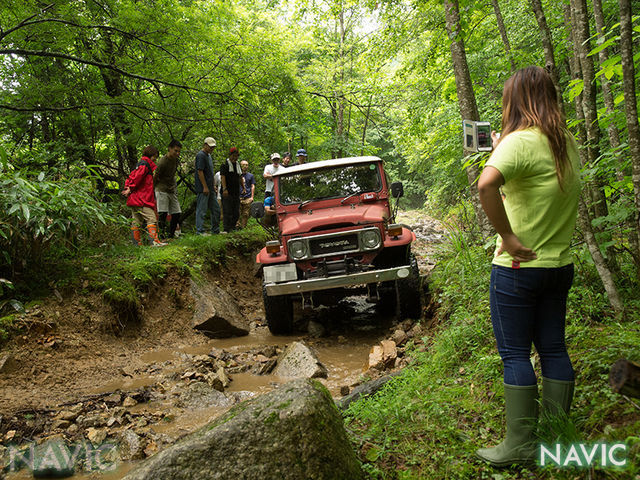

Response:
(250, 201), (265, 219)
(390, 182), (404, 199)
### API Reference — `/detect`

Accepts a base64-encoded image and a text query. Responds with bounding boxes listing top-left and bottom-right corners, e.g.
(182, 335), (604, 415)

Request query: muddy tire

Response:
(396, 253), (422, 319)
(263, 285), (293, 335)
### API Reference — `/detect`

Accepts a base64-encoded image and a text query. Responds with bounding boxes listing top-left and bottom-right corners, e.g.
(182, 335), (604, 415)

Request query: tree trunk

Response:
(335, 7), (346, 159)
(563, 4), (623, 309)
(571, 0), (609, 220)
(592, 0), (623, 170)
(98, 34), (137, 177)
(443, 0), (493, 240)
(361, 96), (372, 156)
(619, 0), (640, 260)
(594, 0), (640, 279)
(529, 0), (563, 109)
(491, 0), (516, 72)
(577, 200), (624, 312)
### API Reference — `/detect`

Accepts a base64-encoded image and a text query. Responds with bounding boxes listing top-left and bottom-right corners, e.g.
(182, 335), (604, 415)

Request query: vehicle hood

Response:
(279, 203), (389, 236)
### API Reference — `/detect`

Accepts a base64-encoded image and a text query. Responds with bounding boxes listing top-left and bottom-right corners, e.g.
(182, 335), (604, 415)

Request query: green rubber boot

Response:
(476, 384), (538, 467)
(541, 377), (574, 416)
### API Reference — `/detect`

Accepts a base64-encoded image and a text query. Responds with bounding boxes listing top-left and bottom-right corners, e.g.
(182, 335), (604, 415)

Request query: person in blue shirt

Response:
(263, 195), (277, 226)
(194, 137), (220, 235)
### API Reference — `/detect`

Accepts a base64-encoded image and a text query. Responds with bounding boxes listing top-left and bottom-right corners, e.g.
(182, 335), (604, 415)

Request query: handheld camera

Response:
(463, 120), (492, 152)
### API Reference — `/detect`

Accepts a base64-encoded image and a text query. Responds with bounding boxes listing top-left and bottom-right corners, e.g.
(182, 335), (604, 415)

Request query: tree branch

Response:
(0, 48), (227, 96)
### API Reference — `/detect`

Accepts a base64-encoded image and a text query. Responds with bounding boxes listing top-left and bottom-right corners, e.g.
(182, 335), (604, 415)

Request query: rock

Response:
(407, 323), (425, 340)
(257, 345), (278, 358)
(336, 372), (403, 410)
(56, 409), (80, 422)
(119, 430), (144, 460)
(32, 438), (75, 478)
(104, 393), (122, 404)
(0, 444), (7, 470)
(368, 345), (384, 370)
(252, 359), (277, 375)
(123, 396), (138, 408)
(307, 320), (326, 338)
(381, 340), (397, 368)
(273, 341), (328, 379)
(176, 382), (233, 410)
(391, 329), (408, 347)
(205, 367), (230, 392)
(51, 419), (72, 430)
(190, 279), (250, 338)
(0, 354), (16, 374)
(144, 440), (158, 457)
(86, 427), (107, 446)
(122, 379), (364, 480)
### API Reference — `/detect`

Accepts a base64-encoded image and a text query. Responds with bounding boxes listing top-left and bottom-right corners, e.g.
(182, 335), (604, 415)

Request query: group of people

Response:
(122, 140), (183, 247)
(122, 138), (309, 244)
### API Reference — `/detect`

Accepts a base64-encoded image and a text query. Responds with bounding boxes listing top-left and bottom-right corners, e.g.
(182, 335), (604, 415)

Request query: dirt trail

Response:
(0, 211), (445, 478)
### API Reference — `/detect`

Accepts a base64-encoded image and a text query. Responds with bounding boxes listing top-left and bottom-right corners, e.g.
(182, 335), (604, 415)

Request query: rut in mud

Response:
(0, 212), (445, 478)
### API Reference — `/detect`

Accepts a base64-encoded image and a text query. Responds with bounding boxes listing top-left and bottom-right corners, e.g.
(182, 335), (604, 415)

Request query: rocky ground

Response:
(0, 210), (445, 478)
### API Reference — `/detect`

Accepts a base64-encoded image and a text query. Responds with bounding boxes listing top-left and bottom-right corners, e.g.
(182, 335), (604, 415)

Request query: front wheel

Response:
(396, 253), (422, 319)
(263, 285), (293, 335)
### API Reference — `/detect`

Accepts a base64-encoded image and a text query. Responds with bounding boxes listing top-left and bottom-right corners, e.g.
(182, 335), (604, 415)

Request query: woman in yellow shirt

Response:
(476, 66), (581, 466)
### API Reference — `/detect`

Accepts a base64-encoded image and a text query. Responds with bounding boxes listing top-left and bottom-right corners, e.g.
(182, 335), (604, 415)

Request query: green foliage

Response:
(0, 157), (125, 276)
(345, 220), (640, 479)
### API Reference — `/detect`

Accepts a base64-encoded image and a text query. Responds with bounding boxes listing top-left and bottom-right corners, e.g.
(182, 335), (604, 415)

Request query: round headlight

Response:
(289, 239), (308, 260)
(361, 229), (381, 250)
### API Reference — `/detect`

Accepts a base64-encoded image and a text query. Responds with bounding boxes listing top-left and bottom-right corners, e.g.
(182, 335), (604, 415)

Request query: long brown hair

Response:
(501, 66), (571, 187)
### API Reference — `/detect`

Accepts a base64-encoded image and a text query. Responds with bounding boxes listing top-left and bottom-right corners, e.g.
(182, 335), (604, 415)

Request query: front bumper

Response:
(264, 266), (411, 296)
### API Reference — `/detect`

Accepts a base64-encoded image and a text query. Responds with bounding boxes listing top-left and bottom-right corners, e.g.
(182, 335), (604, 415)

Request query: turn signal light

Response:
(387, 224), (403, 238)
(266, 240), (281, 255)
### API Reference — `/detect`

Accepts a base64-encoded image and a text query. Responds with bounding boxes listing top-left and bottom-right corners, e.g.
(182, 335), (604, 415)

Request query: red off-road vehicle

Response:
(253, 156), (422, 334)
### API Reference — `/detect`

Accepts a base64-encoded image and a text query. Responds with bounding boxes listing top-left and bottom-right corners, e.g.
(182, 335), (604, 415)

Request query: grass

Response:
(344, 227), (640, 479)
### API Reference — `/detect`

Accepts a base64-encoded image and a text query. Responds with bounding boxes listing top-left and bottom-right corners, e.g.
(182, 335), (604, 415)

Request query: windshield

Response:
(278, 162), (382, 205)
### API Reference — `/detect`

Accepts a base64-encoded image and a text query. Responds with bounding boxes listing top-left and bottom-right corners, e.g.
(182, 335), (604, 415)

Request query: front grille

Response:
(309, 233), (359, 256)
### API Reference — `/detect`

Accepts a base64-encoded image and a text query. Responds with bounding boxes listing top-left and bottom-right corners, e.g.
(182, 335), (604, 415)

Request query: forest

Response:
(1, 0), (640, 478)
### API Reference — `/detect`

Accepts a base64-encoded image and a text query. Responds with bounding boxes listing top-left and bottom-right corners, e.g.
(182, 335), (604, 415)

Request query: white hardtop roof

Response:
(273, 156), (382, 176)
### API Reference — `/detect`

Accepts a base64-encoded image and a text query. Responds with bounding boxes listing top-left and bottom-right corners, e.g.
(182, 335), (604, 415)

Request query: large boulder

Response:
(122, 379), (364, 480)
(190, 279), (250, 338)
(272, 341), (328, 379)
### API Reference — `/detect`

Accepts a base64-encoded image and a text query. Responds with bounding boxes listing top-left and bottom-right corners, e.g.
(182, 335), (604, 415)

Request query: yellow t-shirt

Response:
(486, 127), (581, 268)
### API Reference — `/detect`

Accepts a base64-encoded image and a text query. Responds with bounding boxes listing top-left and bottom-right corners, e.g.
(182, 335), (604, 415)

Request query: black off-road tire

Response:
(263, 285), (293, 335)
(396, 253), (422, 320)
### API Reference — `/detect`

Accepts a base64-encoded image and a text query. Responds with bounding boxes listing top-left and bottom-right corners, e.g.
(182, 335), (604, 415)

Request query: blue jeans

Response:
(195, 192), (220, 234)
(490, 264), (575, 386)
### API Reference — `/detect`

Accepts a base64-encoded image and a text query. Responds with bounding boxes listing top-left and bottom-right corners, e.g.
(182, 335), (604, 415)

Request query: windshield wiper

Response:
(298, 198), (321, 210)
(340, 190), (361, 205)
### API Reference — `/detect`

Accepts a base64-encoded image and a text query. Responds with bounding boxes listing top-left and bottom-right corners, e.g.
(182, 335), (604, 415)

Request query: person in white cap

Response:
(194, 137), (220, 235)
(263, 152), (282, 199)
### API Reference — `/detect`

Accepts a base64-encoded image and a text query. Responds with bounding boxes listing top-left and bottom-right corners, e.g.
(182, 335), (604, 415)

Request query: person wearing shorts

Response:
(155, 139), (182, 239)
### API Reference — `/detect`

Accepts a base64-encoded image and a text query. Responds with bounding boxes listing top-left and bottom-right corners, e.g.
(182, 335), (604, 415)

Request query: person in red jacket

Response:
(121, 145), (166, 246)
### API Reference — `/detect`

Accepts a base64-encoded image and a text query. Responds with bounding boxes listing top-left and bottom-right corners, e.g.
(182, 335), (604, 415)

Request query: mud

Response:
(0, 211), (444, 479)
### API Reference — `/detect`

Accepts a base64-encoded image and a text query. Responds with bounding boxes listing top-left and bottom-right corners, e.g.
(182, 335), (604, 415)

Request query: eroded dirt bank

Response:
(0, 212), (445, 478)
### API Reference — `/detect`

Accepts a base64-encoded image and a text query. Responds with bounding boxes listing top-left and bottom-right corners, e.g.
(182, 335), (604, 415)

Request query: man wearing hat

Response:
(220, 147), (244, 232)
(294, 148), (307, 166)
(263, 152), (283, 198)
(194, 137), (220, 235)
